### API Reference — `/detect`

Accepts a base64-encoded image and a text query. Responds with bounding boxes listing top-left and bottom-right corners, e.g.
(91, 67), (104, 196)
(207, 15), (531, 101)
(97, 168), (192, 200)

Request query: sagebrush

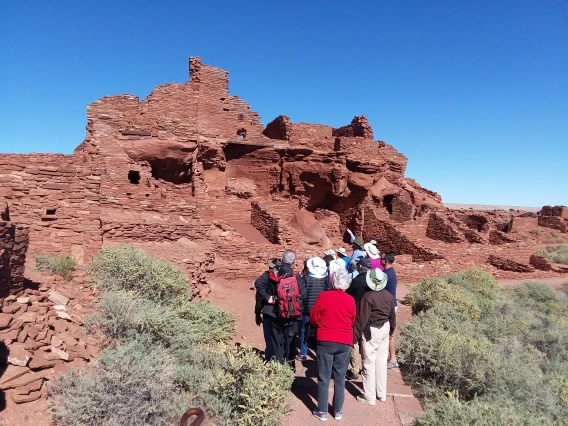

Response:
(399, 270), (568, 424)
(52, 245), (292, 426)
(87, 245), (192, 303)
(49, 340), (187, 426)
(537, 245), (568, 265)
(35, 253), (76, 281)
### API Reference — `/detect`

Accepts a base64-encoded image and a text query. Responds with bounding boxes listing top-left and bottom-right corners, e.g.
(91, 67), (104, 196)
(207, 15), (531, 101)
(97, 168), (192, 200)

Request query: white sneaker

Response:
(356, 395), (375, 406)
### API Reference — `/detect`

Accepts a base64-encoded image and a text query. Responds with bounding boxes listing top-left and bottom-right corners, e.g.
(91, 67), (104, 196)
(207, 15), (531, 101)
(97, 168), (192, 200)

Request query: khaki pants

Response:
(361, 321), (390, 402)
(349, 341), (360, 375)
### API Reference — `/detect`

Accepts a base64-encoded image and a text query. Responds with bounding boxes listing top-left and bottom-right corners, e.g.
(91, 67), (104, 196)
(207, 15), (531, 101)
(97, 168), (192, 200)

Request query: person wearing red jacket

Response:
(310, 268), (356, 422)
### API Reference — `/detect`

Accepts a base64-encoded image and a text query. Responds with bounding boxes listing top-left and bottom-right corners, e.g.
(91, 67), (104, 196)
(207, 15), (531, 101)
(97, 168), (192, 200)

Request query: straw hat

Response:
(363, 243), (380, 259)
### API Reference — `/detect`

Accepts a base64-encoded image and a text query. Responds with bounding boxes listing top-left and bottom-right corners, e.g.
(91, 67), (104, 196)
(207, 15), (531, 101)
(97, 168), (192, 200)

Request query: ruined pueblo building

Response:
(1, 57), (566, 294)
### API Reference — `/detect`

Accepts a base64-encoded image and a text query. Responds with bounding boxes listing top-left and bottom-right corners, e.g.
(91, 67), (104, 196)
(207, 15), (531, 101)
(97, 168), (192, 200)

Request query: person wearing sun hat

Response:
(336, 247), (349, 268)
(353, 268), (396, 406)
(363, 242), (384, 271)
(296, 256), (330, 361)
(346, 228), (366, 273)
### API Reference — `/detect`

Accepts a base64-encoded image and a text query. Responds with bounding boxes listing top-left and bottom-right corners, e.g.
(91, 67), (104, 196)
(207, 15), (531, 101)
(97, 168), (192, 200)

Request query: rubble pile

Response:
(0, 271), (101, 404)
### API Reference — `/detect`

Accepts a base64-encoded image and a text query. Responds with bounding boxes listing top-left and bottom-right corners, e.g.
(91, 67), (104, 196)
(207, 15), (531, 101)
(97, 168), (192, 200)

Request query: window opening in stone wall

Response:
(238, 113), (244, 121)
(237, 128), (247, 139)
(45, 208), (56, 215)
(128, 170), (141, 184)
(383, 195), (395, 215)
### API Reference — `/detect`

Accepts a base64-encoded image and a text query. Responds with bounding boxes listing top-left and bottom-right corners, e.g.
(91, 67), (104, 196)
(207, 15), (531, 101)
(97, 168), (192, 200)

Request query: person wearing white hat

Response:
(363, 243), (384, 271)
(297, 257), (330, 361)
(353, 268), (396, 405)
(336, 247), (349, 268)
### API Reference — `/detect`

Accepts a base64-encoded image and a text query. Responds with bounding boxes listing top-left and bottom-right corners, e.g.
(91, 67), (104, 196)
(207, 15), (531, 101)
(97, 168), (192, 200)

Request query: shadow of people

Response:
(290, 376), (319, 412)
(23, 277), (40, 291)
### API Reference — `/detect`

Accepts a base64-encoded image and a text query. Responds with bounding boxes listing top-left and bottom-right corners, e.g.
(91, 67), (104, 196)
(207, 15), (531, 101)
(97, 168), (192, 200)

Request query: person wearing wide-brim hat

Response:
(353, 268), (396, 406)
(296, 257), (330, 361)
(345, 229), (366, 273)
(363, 243), (383, 271)
(336, 247), (350, 268)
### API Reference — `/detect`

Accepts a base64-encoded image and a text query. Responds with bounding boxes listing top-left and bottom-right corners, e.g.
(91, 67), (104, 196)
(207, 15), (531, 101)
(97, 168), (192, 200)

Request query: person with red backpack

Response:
(259, 261), (306, 369)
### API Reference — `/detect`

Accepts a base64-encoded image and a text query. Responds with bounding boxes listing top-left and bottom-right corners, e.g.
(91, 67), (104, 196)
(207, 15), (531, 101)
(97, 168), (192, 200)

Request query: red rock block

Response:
(10, 389), (42, 403)
(487, 254), (535, 273)
(28, 354), (59, 370)
(7, 343), (32, 367)
(0, 312), (12, 328)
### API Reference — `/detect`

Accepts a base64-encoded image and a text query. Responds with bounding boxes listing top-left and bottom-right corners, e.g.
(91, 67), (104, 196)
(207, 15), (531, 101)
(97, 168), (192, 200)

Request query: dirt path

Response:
(208, 277), (418, 426)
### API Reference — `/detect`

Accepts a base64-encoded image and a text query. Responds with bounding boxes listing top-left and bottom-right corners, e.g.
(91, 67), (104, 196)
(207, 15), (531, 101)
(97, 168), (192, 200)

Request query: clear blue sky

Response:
(1, 1), (566, 206)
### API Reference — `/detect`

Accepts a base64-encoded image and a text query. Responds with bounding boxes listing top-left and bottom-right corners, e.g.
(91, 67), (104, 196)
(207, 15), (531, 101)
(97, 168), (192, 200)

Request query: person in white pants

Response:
(352, 268), (396, 405)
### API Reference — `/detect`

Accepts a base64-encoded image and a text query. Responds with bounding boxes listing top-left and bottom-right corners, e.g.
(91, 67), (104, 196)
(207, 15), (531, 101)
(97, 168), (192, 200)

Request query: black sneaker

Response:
(345, 371), (359, 380)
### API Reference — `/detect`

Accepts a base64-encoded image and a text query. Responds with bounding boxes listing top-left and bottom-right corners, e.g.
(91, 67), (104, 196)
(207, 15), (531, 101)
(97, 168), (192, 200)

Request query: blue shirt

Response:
(384, 267), (398, 307)
(348, 249), (366, 273)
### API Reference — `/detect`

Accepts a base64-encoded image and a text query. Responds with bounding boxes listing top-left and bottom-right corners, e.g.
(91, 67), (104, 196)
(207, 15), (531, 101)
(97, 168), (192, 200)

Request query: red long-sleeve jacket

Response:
(310, 289), (356, 346)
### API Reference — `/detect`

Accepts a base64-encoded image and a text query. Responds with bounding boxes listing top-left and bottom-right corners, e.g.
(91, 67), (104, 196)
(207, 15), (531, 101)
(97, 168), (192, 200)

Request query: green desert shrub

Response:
(415, 393), (557, 426)
(400, 272), (568, 424)
(35, 253), (76, 281)
(87, 291), (235, 346)
(531, 228), (542, 235)
(398, 304), (494, 400)
(405, 270), (498, 320)
(87, 245), (191, 303)
(537, 245), (568, 265)
(49, 340), (188, 426)
(174, 346), (293, 426)
(57, 246), (291, 426)
(202, 346), (294, 426)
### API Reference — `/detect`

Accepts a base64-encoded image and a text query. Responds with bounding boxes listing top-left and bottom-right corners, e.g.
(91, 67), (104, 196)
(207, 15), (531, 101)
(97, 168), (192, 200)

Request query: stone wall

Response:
(538, 216), (567, 233)
(0, 203), (29, 297)
(0, 155), (101, 264)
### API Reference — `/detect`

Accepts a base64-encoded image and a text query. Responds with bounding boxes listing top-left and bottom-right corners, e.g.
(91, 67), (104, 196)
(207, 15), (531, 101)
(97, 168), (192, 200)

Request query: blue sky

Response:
(1, 1), (566, 206)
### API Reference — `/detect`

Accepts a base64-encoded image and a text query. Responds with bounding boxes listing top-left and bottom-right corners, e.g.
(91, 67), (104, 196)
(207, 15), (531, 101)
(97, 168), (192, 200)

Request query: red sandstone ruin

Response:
(0, 57), (566, 291)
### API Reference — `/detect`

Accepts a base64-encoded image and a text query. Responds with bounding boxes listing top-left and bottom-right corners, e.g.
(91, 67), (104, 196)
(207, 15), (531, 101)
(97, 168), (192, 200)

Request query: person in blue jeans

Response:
(296, 257), (329, 361)
(310, 268), (356, 421)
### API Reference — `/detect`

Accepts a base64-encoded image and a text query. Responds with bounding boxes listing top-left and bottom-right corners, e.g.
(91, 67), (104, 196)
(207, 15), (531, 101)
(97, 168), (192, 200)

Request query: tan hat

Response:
(363, 243), (380, 259)
(337, 247), (347, 257)
(324, 249), (336, 258)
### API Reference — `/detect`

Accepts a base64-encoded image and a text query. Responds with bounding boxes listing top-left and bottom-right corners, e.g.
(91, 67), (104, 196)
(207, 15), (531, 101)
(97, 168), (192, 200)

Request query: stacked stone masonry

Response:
(0, 57), (566, 288)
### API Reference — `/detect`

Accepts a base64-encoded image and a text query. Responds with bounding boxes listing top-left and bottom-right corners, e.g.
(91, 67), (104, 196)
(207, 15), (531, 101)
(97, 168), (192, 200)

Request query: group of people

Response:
(254, 230), (399, 422)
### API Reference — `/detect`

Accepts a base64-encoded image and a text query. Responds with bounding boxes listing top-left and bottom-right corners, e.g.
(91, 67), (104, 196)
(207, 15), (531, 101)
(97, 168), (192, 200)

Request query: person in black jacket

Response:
(254, 258), (281, 361)
(297, 256), (330, 361)
(261, 263), (306, 370)
(345, 256), (372, 380)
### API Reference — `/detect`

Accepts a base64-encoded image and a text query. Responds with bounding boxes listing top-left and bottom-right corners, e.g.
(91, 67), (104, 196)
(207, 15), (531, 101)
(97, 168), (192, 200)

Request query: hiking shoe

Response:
(378, 396), (387, 402)
(345, 371), (359, 380)
(356, 395), (375, 406)
(334, 410), (342, 420)
(295, 354), (307, 361)
(387, 361), (399, 369)
(312, 409), (328, 422)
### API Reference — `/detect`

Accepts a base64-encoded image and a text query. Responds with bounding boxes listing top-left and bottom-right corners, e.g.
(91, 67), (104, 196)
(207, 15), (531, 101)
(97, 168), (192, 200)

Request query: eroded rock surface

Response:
(0, 57), (566, 285)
